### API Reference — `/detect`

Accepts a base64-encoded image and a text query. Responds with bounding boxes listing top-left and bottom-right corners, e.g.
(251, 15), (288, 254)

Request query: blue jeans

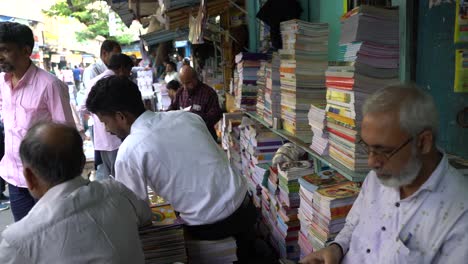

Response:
(8, 185), (36, 222)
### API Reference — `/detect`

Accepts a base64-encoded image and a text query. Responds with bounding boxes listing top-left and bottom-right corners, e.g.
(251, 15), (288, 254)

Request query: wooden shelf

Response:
(245, 112), (367, 182)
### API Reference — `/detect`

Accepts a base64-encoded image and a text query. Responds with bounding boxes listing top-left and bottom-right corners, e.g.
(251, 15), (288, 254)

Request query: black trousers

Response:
(185, 194), (257, 263)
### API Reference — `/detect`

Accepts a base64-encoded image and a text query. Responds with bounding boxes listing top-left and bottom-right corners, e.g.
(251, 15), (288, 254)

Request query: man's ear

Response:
(23, 166), (38, 191)
(417, 130), (434, 154)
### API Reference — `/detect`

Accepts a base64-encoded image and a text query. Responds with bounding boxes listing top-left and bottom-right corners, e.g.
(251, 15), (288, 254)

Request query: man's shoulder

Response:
(35, 67), (64, 86)
(440, 165), (468, 200)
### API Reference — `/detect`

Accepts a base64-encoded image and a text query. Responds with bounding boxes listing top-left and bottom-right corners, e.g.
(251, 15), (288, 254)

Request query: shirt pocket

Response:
(383, 238), (423, 264)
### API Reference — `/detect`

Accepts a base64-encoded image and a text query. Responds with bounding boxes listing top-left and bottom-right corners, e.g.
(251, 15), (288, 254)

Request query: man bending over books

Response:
(300, 84), (468, 264)
(86, 76), (257, 262)
(0, 123), (152, 264)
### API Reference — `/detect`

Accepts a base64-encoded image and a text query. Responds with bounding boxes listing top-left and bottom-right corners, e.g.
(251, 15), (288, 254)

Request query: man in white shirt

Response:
(85, 76), (257, 262)
(0, 122), (152, 264)
(164, 61), (179, 84)
(300, 84), (468, 264)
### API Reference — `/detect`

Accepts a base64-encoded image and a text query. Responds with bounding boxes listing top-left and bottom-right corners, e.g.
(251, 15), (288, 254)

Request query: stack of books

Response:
(309, 179), (360, 251)
(235, 52), (268, 112)
(268, 160), (315, 261)
(308, 103), (329, 155)
(239, 120), (284, 202)
(297, 170), (349, 257)
(221, 112), (244, 177)
(139, 204), (187, 264)
(325, 5), (399, 172)
(279, 20), (329, 141)
(264, 53), (282, 126)
(256, 61), (268, 118)
(186, 237), (238, 263)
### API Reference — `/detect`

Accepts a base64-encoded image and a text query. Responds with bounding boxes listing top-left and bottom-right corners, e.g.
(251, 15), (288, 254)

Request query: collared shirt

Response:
(334, 154), (468, 264)
(82, 59), (107, 90)
(82, 69), (121, 151)
(0, 63), (75, 187)
(164, 71), (179, 83)
(0, 177), (151, 264)
(168, 81), (222, 140)
(115, 110), (247, 226)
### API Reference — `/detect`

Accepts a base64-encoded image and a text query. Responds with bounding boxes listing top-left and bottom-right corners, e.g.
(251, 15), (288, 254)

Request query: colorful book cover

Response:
(151, 204), (178, 226)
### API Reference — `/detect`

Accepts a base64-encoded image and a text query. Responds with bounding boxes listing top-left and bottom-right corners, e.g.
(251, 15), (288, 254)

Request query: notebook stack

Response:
(186, 237), (238, 263)
(222, 112), (244, 177)
(235, 52), (268, 112)
(268, 160), (316, 261)
(297, 170), (349, 257)
(256, 61), (268, 118)
(308, 177), (360, 250)
(139, 204), (187, 264)
(325, 5), (399, 172)
(264, 53), (282, 126)
(308, 103), (329, 155)
(279, 20), (329, 141)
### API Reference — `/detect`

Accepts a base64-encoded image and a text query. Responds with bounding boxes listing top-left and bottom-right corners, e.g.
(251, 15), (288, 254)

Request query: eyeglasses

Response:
(358, 136), (414, 161)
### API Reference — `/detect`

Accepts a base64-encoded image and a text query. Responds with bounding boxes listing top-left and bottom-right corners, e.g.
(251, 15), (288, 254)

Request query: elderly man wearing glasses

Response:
(300, 84), (468, 264)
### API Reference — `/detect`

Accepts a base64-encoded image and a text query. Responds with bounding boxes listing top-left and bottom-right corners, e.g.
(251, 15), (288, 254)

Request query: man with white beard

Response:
(300, 84), (468, 264)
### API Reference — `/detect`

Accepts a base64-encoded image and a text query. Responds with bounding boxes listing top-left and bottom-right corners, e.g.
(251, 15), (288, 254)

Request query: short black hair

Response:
(167, 61), (177, 71)
(86, 75), (146, 117)
(166, 80), (180, 91)
(108, 54), (133, 71)
(100, 40), (121, 56)
(19, 123), (85, 185)
(0, 22), (34, 51)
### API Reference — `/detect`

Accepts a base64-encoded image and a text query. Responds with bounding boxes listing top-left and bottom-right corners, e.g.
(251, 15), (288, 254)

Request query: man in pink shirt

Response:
(81, 54), (133, 178)
(0, 22), (75, 221)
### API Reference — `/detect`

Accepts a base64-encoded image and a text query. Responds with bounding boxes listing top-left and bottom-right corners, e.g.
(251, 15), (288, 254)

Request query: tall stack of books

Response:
(139, 204), (187, 263)
(325, 5), (399, 172)
(264, 53), (282, 126)
(222, 112), (244, 177)
(239, 120), (284, 202)
(235, 52), (268, 112)
(256, 61), (268, 118)
(269, 161), (315, 261)
(308, 104), (329, 155)
(279, 20), (329, 141)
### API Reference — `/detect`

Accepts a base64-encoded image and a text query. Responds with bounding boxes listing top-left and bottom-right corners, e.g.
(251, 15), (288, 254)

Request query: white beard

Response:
(376, 149), (422, 188)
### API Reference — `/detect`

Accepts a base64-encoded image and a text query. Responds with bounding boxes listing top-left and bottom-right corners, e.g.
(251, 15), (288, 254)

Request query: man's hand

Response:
(299, 244), (342, 264)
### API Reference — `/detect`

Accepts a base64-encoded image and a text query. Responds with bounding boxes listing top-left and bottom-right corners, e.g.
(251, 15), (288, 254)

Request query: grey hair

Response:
(362, 84), (439, 139)
(19, 122), (86, 186)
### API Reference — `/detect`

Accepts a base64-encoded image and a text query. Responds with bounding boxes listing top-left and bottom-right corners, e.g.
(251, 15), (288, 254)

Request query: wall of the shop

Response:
(416, 2), (468, 158)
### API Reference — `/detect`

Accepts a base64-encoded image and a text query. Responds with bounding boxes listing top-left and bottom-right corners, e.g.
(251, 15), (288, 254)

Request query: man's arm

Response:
(432, 211), (468, 263)
(114, 181), (152, 227)
(0, 239), (31, 264)
(47, 80), (75, 127)
(114, 149), (149, 203)
(193, 88), (222, 127)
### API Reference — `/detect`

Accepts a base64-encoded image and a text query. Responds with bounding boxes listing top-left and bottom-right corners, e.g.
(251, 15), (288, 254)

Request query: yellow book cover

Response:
(151, 204), (177, 226)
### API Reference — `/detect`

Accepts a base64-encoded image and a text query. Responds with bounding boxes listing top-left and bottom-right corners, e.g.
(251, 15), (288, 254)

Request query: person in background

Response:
(86, 76), (257, 262)
(166, 79), (180, 104)
(72, 65), (81, 91)
(80, 54), (134, 179)
(0, 22), (75, 222)
(300, 84), (468, 264)
(81, 40), (121, 173)
(0, 122), (152, 264)
(168, 65), (222, 141)
(176, 54), (183, 72)
(164, 61), (179, 84)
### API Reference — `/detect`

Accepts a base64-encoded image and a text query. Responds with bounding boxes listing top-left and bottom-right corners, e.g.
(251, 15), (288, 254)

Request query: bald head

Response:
(179, 65), (199, 94)
(19, 122), (85, 186)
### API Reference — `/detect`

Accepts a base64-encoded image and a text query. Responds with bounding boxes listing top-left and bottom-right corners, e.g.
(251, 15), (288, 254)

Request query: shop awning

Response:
(108, 0), (135, 27)
(140, 28), (189, 46)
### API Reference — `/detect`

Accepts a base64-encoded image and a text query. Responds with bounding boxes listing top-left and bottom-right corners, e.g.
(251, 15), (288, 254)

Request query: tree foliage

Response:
(43, 0), (134, 45)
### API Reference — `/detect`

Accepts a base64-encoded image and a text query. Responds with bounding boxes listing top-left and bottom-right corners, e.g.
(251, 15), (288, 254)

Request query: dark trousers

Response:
(185, 194), (257, 263)
(8, 185), (36, 222)
(0, 178), (5, 193)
